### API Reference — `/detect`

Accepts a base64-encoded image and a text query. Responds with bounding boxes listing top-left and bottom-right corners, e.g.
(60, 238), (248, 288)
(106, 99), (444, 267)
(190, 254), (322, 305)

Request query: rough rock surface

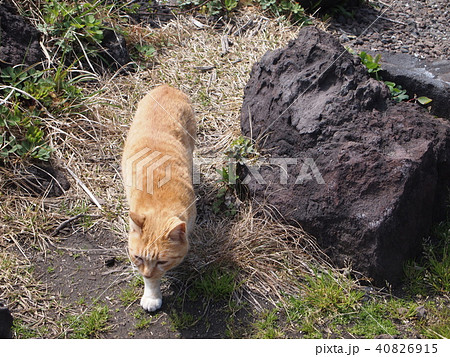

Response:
(240, 27), (450, 285)
(99, 29), (131, 72)
(298, 0), (363, 12)
(16, 163), (71, 197)
(378, 52), (450, 120)
(0, 303), (13, 339)
(0, 1), (130, 73)
(0, 1), (45, 68)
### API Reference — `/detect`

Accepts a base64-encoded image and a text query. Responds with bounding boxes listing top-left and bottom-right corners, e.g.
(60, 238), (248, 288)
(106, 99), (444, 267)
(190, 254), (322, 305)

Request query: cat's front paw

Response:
(140, 296), (162, 312)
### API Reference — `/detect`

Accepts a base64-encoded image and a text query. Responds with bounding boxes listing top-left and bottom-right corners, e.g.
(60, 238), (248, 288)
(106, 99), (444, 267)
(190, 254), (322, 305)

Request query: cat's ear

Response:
(129, 211), (145, 233)
(168, 219), (186, 243)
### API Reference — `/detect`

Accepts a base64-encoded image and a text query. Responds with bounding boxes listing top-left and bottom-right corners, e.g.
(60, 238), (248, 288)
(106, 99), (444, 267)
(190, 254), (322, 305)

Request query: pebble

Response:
(329, 0), (449, 60)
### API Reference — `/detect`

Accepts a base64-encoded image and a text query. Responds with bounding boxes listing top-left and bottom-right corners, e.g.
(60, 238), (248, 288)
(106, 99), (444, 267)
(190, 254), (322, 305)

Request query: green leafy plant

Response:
(416, 96), (432, 106)
(258, 0), (312, 24)
(224, 136), (258, 164)
(134, 44), (157, 60)
(384, 81), (409, 103)
(38, 0), (114, 70)
(0, 104), (53, 162)
(213, 136), (258, 215)
(358, 51), (382, 80)
(181, 0), (238, 16)
(0, 64), (92, 163)
(357, 51), (413, 103)
(224, 0), (239, 12)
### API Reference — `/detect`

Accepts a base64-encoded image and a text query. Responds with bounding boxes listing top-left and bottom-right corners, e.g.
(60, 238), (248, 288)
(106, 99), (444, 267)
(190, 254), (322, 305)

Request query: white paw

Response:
(140, 296), (162, 312)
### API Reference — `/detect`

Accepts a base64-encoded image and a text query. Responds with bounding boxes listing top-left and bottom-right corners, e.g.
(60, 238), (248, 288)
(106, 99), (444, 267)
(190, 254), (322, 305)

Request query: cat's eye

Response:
(157, 260), (168, 265)
(133, 255), (143, 265)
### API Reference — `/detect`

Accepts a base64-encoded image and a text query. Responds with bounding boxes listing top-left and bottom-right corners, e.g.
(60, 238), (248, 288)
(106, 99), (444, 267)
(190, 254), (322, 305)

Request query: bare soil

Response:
(27, 223), (256, 338)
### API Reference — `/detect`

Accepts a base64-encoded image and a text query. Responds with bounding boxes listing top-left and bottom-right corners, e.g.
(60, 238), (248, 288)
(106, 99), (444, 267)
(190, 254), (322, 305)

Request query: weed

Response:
(65, 303), (110, 338)
(384, 81), (409, 103)
(119, 281), (141, 307)
(0, 103), (52, 162)
(348, 302), (399, 338)
(356, 51), (412, 103)
(134, 44), (157, 60)
(190, 267), (237, 302)
(358, 51), (382, 80)
(181, 0), (239, 16)
(417, 300), (450, 338)
(133, 310), (154, 329)
(213, 137), (257, 216)
(0, 64), (92, 163)
(404, 220), (450, 295)
(258, 0), (312, 25)
(224, 136), (258, 164)
(130, 275), (144, 288)
(12, 319), (41, 338)
(39, 0), (112, 69)
(168, 310), (196, 331)
(287, 270), (364, 337)
(181, 0), (311, 24)
(253, 309), (284, 338)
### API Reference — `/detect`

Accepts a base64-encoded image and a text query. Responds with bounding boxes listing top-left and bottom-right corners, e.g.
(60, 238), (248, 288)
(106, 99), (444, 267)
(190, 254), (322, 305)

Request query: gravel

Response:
(327, 0), (449, 60)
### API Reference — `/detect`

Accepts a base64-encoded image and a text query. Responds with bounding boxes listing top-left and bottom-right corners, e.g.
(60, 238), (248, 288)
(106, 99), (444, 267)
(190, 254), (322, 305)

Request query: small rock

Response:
(0, 1), (44, 68)
(416, 305), (427, 320)
(105, 257), (117, 267)
(0, 304), (13, 339)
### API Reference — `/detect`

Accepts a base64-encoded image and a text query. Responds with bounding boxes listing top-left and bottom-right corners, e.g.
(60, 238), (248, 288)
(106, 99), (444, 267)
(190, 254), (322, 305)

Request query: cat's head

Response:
(127, 212), (189, 279)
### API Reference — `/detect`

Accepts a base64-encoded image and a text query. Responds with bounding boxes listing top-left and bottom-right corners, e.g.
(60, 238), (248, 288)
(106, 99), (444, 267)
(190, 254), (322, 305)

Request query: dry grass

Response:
(184, 204), (332, 306)
(0, 250), (67, 337)
(1, 8), (332, 336)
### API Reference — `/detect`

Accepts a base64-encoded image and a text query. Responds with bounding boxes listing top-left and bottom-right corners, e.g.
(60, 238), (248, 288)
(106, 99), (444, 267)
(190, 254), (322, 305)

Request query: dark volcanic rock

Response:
(15, 163), (71, 197)
(100, 29), (131, 72)
(240, 27), (450, 285)
(0, 303), (13, 339)
(298, 0), (363, 12)
(0, 1), (44, 68)
(378, 52), (450, 120)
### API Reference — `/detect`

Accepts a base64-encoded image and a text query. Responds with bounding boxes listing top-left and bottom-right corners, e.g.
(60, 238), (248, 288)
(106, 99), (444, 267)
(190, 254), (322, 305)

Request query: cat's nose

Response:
(142, 267), (156, 279)
(141, 266), (153, 278)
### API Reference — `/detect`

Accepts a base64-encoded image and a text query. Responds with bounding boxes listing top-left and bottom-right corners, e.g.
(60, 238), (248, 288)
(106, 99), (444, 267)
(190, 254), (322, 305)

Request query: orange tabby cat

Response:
(121, 84), (196, 312)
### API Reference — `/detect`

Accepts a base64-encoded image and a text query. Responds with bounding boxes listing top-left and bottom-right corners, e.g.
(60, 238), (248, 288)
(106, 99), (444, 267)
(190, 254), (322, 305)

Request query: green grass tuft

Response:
(253, 309), (284, 338)
(190, 267), (237, 302)
(65, 304), (110, 338)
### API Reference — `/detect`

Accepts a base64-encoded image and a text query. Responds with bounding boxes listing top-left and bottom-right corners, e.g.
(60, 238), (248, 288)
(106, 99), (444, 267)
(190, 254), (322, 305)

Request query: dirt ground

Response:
(28, 225), (259, 338)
